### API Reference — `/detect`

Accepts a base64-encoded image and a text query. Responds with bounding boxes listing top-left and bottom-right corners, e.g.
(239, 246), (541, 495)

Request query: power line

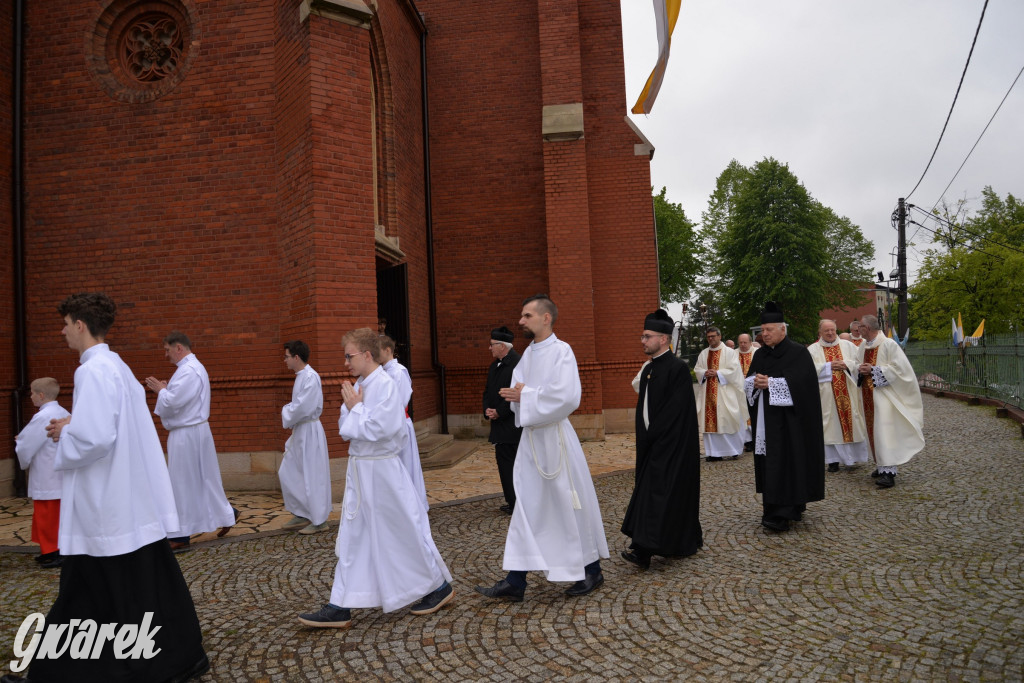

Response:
(908, 204), (1024, 255)
(905, 0), (990, 201)
(908, 219), (1006, 261)
(931, 62), (1024, 209)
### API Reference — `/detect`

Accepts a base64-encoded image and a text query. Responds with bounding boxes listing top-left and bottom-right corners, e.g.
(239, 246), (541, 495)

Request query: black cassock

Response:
(621, 351), (703, 557)
(746, 336), (825, 519)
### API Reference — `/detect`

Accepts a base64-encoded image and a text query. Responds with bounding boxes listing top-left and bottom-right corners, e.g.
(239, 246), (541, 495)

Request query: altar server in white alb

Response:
(280, 340), (332, 535)
(23, 293), (208, 683)
(475, 294), (609, 602)
(856, 315), (925, 489)
(298, 328), (453, 628)
(808, 319), (870, 472)
(379, 334), (429, 512)
(694, 326), (748, 461)
(145, 331), (237, 551)
(15, 377), (70, 568)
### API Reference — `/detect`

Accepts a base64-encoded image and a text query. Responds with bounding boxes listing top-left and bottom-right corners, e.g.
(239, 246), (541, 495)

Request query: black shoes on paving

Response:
(761, 517), (790, 532)
(298, 604), (353, 628)
(620, 549), (651, 569)
(409, 582), (455, 615)
(828, 462), (840, 472)
(35, 551), (62, 568)
(474, 579), (525, 602)
(565, 573), (604, 597)
(499, 504), (514, 515)
(875, 472), (896, 488)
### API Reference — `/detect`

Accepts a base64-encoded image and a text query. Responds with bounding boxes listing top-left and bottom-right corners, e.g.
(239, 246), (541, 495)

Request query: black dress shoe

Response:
(706, 456), (722, 462)
(39, 554), (63, 569)
(870, 468), (880, 478)
(565, 573), (604, 597)
(875, 473), (896, 488)
(474, 579), (524, 602)
(760, 517), (790, 532)
(827, 462), (839, 472)
(499, 504), (513, 515)
(620, 549), (650, 569)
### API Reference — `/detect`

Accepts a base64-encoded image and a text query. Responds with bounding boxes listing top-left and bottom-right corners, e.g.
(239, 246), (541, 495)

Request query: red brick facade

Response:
(1, 0), (657, 491)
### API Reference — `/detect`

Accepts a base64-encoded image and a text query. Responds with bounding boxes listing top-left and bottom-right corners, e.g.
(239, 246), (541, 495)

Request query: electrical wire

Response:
(908, 204), (1024, 255)
(908, 219), (1006, 261)
(931, 62), (1024, 209)
(905, 0), (990, 201)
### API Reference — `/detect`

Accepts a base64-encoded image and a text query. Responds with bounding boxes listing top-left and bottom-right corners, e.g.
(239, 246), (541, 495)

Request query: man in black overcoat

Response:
(745, 302), (826, 532)
(621, 309), (703, 569)
(483, 326), (523, 514)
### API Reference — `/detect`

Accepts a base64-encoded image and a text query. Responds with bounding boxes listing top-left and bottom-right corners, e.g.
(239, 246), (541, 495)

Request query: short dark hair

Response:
(164, 331), (192, 349)
(707, 326), (721, 336)
(379, 335), (397, 353)
(522, 293), (558, 324)
(57, 293), (116, 339)
(284, 340), (310, 364)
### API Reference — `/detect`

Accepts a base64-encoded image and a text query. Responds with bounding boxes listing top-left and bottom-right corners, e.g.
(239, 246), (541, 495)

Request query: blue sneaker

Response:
(298, 604), (352, 628)
(410, 582), (455, 615)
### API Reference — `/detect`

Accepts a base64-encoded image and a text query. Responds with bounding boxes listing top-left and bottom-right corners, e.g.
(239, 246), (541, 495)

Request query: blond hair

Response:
(342, 327), (381, 362)
(31, 377), (60, 401)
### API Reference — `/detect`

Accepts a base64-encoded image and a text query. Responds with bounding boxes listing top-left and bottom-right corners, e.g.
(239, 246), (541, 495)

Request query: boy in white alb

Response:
(15, 377), (70, 567)
(298, 328), (453, 628)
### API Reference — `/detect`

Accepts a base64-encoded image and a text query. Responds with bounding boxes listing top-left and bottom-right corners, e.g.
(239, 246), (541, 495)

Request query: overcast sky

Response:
(620, 0), (1024, 289)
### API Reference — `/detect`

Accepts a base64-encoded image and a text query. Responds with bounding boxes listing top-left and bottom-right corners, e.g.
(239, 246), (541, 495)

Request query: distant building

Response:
(819, 284), (897, 335)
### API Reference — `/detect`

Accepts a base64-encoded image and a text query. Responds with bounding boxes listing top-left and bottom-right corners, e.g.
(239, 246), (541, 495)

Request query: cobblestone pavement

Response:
(2, 394), (1022, 681)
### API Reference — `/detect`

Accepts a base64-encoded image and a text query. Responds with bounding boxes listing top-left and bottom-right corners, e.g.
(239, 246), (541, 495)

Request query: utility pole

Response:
(897, 197), (908, 338)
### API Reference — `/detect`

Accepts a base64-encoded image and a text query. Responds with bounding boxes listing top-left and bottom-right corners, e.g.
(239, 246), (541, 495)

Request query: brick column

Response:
(538, 0), (601, 417)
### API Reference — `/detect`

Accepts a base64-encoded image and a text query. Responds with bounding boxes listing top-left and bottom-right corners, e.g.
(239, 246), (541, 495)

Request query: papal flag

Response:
(631, 0), (682, 115)
(951, 314), (964, 345)
(965, 319), (985, 346)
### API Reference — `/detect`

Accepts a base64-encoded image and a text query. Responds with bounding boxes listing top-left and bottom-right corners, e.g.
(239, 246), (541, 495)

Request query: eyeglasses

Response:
(344, 353), (365, 361)
(640, 334), (665, 341)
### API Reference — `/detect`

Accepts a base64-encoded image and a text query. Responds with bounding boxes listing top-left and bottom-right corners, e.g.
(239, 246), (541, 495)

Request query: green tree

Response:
(653, 186), (699, 305)
(701, 158), (874, 342)
(909, 187), (1024, 339)
(815, 201), (876, 311)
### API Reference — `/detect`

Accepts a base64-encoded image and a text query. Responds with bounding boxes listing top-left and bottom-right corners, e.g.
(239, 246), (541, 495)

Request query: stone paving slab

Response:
(1, 394), (1022, 681)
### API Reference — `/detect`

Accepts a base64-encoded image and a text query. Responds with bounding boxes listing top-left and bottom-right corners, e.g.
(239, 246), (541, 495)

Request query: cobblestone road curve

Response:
(1, 395), (1021, 681)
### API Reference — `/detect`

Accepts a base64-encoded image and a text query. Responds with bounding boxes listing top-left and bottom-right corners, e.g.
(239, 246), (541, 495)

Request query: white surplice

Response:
(382, 358), (428, 512)
(809, 339), (870, 466)
(280, 364), (332, 526)
(16, 400), (70, 500)
(54, 344), (180, 557)
(154, 353), (234, 536)
(857, 335), (925, 467)
(330, 366), (451, 612)
(504, 334), (609, 582)
(694, 344), (749, 457)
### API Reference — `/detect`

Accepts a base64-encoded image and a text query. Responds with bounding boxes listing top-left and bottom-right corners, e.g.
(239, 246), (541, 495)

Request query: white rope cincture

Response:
(527, 422), (581, 510)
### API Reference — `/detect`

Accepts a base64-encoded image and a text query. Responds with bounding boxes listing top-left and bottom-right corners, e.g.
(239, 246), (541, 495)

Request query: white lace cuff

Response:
(744, 376), (758, 406)
(768, 377), (793, 406)
(717, 370), (728, 385)
(871, 366), (889, 387)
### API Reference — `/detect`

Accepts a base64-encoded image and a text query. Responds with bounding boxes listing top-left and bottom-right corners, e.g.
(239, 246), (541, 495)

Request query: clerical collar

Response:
(819, 338), (840, 347)
(851, 334), (862, 340)
(738, 348), (751, 354)
(708, 343), (722, 351)
(176, 353), (195, 367)
(651, 349), (671, 361)
(863, 335), (883, 348)
(530, 333), (557, 348)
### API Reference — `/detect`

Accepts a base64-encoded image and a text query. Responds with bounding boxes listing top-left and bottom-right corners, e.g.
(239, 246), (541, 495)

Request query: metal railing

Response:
(906, 333), (1024, 409)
